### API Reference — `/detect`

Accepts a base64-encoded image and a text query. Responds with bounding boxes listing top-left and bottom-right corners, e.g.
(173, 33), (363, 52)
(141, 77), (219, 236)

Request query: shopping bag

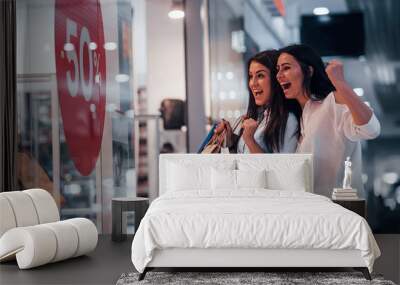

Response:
(201, 129), (226, 154)
(197, 124), (217, 153)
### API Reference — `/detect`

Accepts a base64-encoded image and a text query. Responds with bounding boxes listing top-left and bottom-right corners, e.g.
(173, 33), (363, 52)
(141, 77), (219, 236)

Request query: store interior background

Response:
(15, 0), (399, 240)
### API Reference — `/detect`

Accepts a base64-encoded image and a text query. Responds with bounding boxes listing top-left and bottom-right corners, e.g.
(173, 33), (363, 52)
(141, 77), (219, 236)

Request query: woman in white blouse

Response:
(216, 50), (300, 154)
(276, 44), (380, 198)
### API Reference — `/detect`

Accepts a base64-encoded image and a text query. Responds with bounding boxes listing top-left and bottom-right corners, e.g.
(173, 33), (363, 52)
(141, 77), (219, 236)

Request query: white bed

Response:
(131, 154), (380, 280)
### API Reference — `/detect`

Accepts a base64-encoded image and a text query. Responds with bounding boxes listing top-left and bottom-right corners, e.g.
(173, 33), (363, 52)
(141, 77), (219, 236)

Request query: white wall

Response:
(144, 0), (186, 199)
(146, 0), (186, 114)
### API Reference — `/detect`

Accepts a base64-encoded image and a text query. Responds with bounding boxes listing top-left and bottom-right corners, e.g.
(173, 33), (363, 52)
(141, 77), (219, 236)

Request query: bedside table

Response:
(332, 199), (366, 218)
(112, 197), (149, 242)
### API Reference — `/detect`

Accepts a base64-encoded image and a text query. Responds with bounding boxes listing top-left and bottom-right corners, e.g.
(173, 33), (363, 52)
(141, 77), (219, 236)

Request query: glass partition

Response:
(16, 0), (136, 232)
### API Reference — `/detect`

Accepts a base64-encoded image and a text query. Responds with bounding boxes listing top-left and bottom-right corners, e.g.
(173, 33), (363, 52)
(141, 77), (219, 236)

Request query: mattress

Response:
(131, 190), (380, 273)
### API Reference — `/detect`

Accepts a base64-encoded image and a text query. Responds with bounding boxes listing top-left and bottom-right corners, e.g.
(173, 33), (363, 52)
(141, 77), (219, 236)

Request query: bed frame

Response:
(141, 248), (370, 280)
(138, 154), (371, 280)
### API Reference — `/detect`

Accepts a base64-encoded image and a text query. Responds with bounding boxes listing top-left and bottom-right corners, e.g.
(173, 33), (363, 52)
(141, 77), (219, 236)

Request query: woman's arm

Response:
(326, 60), (380, 140)
(326, 60), (372, 125)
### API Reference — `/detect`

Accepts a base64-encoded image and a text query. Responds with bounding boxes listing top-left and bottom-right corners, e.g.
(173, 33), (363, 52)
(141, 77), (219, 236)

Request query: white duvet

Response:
(131, 190), (380, 273)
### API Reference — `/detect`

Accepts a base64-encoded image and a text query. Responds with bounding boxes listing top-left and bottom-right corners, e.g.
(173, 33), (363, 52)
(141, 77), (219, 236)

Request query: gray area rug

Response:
(116, 271), (396, 285)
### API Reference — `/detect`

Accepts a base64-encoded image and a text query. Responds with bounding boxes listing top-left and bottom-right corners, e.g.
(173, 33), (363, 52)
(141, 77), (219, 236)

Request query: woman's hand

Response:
(326, 60), (349, 103)
(242, 118), (258, 141)
(241, 117), (265, 153)
(214, 119), (233, 135)
(325, 59), (346, 86)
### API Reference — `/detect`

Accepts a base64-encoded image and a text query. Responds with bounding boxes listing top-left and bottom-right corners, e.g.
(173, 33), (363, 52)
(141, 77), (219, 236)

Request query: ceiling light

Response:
(313, 7), (330, 16)
(168, 0), (184, 19)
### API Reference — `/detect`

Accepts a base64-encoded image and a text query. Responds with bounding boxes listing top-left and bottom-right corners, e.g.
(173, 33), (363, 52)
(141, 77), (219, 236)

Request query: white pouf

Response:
(0, 196), (17, 237)
(0, 189), (98, 269)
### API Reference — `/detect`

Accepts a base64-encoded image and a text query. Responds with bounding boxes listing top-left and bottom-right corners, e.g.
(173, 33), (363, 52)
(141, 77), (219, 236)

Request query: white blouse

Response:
(237, 112), (298, 154)
(297, 92), (381, 198)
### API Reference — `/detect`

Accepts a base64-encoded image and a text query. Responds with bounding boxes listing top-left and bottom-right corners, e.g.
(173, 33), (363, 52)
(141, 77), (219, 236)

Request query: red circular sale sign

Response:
(55, 0), (106, 176)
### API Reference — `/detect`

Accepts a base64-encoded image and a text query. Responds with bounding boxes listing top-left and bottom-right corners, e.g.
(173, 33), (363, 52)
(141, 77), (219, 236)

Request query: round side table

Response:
(112, 197), (149, 242)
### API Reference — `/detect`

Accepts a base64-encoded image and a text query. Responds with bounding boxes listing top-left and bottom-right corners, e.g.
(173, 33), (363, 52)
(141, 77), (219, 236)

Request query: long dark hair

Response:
(278, 44), (335, 100)
(246, 50), (299, 152)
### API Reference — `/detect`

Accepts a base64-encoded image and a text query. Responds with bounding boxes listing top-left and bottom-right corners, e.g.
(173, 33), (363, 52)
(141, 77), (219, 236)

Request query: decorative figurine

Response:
(342, 157), (352, 189)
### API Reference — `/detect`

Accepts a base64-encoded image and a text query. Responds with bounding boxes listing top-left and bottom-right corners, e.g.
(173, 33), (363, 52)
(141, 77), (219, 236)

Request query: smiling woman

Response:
(248, 61), (271, 106)
(276, 44), (381, 198)
(215, 50), (301, 154)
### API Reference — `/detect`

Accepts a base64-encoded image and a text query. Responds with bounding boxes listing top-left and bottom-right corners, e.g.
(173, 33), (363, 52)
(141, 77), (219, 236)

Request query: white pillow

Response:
(211, 169), (267, 190)
(238, 159), (309, 191)
(167, 160), (236, 192)
(236, 169), (267, 189)
(266, 162), (307, 191)
(211, 168), (236, 190)
(167, 163), (210, 191)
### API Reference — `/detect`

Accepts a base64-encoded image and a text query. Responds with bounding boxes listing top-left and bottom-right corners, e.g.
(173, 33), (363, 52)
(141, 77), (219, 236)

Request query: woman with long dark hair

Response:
(216, 50), (300, 153)
(276, 44), (380, 197)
